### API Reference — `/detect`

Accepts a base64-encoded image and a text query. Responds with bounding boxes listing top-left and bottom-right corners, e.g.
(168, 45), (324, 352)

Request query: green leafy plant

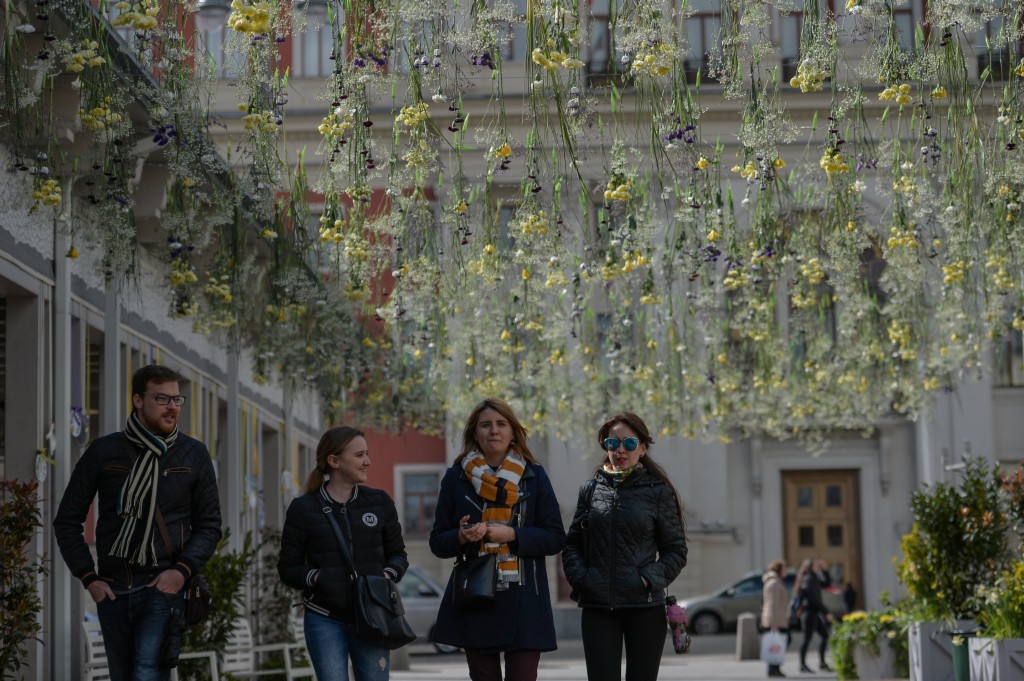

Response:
(250, 527), (307, 676)
(0, 480), (47, 679)
(178, 530), (257, 681)
(831, 601), (910, 681)
(974, 558), (1024, 640)
(896, 458), (1017, 622)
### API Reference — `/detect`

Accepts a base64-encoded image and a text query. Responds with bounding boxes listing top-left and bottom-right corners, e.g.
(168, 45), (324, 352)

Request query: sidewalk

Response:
(394, 637), (846, 681)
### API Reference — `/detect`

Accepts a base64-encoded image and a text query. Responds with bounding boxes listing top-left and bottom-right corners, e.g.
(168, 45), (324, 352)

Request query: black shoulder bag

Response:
(154, 508), (212, 627)
(321, 503), (417, 650)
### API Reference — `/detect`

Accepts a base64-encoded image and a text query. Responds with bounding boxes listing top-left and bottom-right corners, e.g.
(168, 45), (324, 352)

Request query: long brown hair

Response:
(304, 426), (365, 494)
(454, 397), (536, 465)
(792, 558), (813, 599)
(597, 412), (685, 523)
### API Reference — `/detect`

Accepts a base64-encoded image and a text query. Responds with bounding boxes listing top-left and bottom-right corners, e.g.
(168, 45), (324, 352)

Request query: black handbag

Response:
(452, 550), (497, 610)
(322, 502), (417, 650)
(155, 508), (211, 628)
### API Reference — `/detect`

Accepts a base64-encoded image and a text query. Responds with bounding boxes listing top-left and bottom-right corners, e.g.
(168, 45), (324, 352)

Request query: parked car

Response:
(396, 564), (458, 653)
(679, 569), (847, 636)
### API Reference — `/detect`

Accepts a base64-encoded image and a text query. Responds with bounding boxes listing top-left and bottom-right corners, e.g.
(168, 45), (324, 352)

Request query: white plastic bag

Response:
(760, 630), (787, 665)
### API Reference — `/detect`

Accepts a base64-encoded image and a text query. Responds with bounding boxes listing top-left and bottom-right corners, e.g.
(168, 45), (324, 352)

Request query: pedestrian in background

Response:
(562, 412), (688, 681)
(429, 397), (566, 681)
(278, 426), (408, 681)
(794, 558), (833, 673)
(761, 559), (790, 678)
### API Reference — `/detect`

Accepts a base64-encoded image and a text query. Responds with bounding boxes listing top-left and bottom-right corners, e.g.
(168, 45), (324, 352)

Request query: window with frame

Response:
(975, 11), (1023, 81)
(495, 0), (528, 62)
(587, 0), (628, 84)
(399, 467), (443, 539)
(292, 11), (336, 78)
(682, 0), (721, 84)
(197, 26), (243, 79)
(995, 328), (1024, 387)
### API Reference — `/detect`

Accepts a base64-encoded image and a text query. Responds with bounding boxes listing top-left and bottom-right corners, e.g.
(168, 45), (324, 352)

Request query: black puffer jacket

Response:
(54, 431), (222, 590)
(562, 467), (687, 609)
(278, 484), (408, 620)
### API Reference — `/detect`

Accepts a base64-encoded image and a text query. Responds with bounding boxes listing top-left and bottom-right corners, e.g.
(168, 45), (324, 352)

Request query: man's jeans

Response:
(96, 586), (183, 681)
(304, 610), (390, 681)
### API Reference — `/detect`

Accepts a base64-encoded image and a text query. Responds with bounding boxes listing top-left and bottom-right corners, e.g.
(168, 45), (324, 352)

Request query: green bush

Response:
(0, 480), (47, 679)
(975, 559), (1024, 639)
(896, 458), (1017, 622)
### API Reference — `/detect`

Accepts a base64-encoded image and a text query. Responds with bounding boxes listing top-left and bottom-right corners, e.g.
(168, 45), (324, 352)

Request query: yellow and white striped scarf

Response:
(463, 450), (525, 584)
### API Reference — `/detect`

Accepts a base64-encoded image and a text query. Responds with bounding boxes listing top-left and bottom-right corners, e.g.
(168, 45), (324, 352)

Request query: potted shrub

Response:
(832, 603), (910, 680)
(968, 558), (1024, 681)
(895, 458), (1018, 681)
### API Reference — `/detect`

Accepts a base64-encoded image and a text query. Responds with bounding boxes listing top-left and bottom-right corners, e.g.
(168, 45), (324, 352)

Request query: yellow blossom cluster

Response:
(205, 275), (233, 302)
(227, 0), (273, 35)
(67, 40), (105, 72)
(604, 178), (632, 201)
(639, 293), (660, 305)
(342, 233), (371, 261)
(318, 110), (354, 138)
(466, 244), (501, 279)
(242, 110), (279, 133)
(493, 143), (512, 159)
(549, 348), (567, 366)
(395, 102), (429, 128)
(886, 226), (919, 249)
(402, 140), (432, 168)
(630, 43), (673, 77)
(265, 303), (307, 322)
(723, 266), (751, 291)
(601, 251), (649, 279)
(515, 211), (550, 237)
(345, 185), (371, 203)
(31, 179), (61, 209)
(941, 260), (969, 285)
(986, 254), (1015, 290)
(544, 271), (568, 288)
(887, 320), (917, 360)
(80, 100), (122, 130)
(696, 157), (710, 170)
(892, 175), (917, 196)
(1015, 59), (1024, 77)
(819, 149), (849, 175)
(789, 59), (826, 92)
(531, 46), (585, 71)
(318, 216), (346, 242)
(111, 0), (159, 31)
(731, 161), (757, 180)
(879, 83), (913, 106)
(169, 259), (198, 287)
(792, 290), (817, 309)
(799, 258), (826, 285)
(1013, 315), (1024, 331)
(930, 85), (948, 99)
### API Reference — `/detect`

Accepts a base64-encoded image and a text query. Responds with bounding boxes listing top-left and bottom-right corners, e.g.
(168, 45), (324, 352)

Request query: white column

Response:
(226, 349), (241, 551)
(51, 223), (73, 681)
(102, 279), (121, 435)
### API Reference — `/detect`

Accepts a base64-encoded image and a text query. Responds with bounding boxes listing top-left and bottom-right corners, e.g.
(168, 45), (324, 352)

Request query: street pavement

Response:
(393, 634), (848, 681)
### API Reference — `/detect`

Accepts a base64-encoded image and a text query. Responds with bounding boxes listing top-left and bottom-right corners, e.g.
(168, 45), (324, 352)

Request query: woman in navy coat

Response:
(429, 397), (566, 681)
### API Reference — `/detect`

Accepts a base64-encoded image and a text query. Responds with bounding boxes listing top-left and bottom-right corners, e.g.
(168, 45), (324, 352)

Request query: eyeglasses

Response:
(603, 437), (640, 452)
(147, 392), (186, 406)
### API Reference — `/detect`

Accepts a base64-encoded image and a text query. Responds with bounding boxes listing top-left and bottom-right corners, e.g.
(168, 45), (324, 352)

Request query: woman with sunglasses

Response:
(562, 412), (687, 681)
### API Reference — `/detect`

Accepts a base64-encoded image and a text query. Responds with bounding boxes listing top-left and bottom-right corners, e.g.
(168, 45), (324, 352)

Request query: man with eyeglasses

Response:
(55, 364), (221, 681)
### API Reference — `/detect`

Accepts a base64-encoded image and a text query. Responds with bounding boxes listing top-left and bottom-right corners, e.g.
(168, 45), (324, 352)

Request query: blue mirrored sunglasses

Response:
(603, 437), (640, 452)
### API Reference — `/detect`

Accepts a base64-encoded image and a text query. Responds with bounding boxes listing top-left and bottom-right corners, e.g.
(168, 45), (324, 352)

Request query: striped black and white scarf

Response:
(109, 412), (178, 566)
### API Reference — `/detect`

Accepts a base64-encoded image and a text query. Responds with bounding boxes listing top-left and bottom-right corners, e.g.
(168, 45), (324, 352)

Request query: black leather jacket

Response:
(278, 484), (408, 620)
(562, 467), (687, 609)
(54, 431), (222, 590)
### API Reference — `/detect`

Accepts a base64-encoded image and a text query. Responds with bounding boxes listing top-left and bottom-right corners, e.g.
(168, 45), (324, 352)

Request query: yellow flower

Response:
(493, 143), (512, 159)
(66, 246), (79, 259)
(696, 157), (710, 170)
(522, 269), (531, 281)
(930, 85), (948, 99)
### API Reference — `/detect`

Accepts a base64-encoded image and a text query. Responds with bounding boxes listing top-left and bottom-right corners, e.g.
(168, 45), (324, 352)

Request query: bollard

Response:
(736, 612), (760, 660)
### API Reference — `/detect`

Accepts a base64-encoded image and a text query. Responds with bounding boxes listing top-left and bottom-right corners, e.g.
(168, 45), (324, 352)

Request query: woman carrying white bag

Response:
(761, 559), (791, 678)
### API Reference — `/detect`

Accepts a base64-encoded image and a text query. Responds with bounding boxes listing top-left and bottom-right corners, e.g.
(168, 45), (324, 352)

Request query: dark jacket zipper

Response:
(609, 487), (619, 609)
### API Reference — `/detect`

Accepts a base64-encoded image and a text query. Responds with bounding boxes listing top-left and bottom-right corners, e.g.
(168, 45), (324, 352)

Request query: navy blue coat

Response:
(429, 462), (566, 652)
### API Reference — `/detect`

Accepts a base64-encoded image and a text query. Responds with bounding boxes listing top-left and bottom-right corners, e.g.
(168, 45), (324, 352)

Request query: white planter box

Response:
(909, 621), (954, 681)
(969, 637), (1024, 681)
(853, 640), (898, 680)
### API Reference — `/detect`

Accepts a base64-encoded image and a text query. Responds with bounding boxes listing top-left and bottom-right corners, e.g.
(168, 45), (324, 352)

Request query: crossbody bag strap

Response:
(320, 489), (358, 579)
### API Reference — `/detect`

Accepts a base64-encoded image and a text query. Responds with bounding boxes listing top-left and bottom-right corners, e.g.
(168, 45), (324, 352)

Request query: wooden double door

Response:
(782, 470), (861, 610)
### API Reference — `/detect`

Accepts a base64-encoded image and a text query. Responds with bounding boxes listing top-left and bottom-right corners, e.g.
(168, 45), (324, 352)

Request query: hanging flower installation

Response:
(1, 0), (1022, 439)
